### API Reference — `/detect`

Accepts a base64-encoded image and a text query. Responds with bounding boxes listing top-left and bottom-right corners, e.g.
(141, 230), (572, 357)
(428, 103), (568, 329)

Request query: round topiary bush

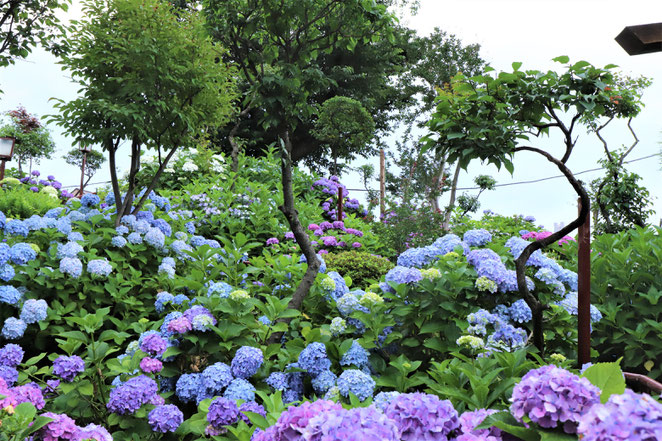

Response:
(324, 251), (394, 289)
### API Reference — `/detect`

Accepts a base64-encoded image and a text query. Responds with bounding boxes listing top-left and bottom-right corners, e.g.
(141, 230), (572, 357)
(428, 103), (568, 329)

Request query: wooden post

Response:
(379, 148), (385, 219)
(79, 150), (88, 198)
(577, 198), (591, 366)
(337, 187), (343, 221)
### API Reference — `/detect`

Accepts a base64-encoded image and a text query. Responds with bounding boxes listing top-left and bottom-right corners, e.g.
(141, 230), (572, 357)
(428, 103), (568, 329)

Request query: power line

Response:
(347, 152), (662, 192)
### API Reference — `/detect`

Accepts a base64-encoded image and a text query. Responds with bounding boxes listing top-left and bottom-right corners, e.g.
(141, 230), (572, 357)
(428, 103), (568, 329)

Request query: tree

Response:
(0, 0), (70, 67)
(204, 0), (396, 315)
(0, 106), (55, 172)
(50, 0), (236, 222)
(205, 0), (418, 174)
(312, 96), (375, 176)
(424, 57), (648, 352)
(63, 148), (105, 190)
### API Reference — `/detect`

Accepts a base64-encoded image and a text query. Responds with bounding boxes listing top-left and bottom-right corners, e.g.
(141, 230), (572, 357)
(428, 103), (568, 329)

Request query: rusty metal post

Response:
(380, 149), (385, 219)
(79, 150), (88, 198)
(577, 198), (591, 366)
(337, 187), (343, 221)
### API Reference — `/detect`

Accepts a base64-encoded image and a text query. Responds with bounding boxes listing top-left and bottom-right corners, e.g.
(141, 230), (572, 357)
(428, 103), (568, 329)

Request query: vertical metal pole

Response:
(337, 187), (343, 221)
(577, 197), (591, 366)
(0, 159), (5, 181)
(79, 151), (87, 198)
(380, 148), (385, 219)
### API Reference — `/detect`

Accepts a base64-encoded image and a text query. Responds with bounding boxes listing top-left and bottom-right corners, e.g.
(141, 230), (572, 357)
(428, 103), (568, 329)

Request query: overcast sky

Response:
(0, 0), (660, 230)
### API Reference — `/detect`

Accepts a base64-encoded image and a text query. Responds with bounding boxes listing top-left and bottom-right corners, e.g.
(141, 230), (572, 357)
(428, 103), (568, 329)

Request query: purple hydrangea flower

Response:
(74, 424), (113, 441)
(36, 412), (79, 440)
(238, 401), (266, 425)
(140, 357), (163, 374)
(0, 343), (24, 367)
(456, 408), (502, 440)
(53, 355), (85, 382)
(207, 396), (239, 428)
(266, 237), (279, 245)
(107, 375), (158, 415)
(140, 332), (167, 356)
(510, 365), (600, 433)
(384, 392), (459, 441)
(576, 389), (662, 441)
(304, 406), (400, 441)
(148, 404), (184, 433)
(271, 400), (343, 440)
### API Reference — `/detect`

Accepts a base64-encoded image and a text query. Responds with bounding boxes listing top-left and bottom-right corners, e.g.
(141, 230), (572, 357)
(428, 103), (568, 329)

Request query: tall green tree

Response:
(50, 0), (236, 221)
(0, 0), (70, 67)
(0, 106), (55, 172)
(204, 0), (397, 313)
(424, 57), (648, 352)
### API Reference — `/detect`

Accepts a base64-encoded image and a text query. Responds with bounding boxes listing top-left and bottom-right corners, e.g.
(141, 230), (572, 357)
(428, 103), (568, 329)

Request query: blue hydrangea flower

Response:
(0, 243), (9, 266)
(324, 271), (349, 300)
(150, 218), (172, 237)
(88, 259), (113, 277)
(508, 299), (532, 323)
(115, 225), (129, 235)
(160, 311), (183, 338)
(144, 228), (165, 248)
(59, 257), (82, 278)
(56, 242), (84, 260)
(20, 299), (48, 323)
(298, 342), (331, 376)
(373, 391), (401, 411)
(463, 229), (493, 247)
(201, 362), (233, 396)
(2, 317), (27, 339)
(0, 286), (22, 305)
(299, 254), (327, 273)
(206, 281), (233, 298)
(170, 240), (193, 259)
(340, 340), (370, 370)
(56, 218), (72, 235)
(0, 264), (15, 282)
(380, 266), (423, 293)
(155, 291), (174, 313)
(224, 378), (256, 402)
(24, 216), (46, 231)
(0, 365), (19, 385)
(81, 194), (100, 208)
(127, 232), (143, 245)
(266, 372), (288, 391)
(336, 369), (375, 401)
(432, 234), (470, 255)
(10, 243), (37, 265)
(175, 373), (203, 403)
(231, 346), (263, 379)
(258, 315), (272, 326)
(0, 211), (4, 229)
(4, 219), (28, 237)
(311, 370), (337, 394)
(111, 236), (127, 248)
(555, 292), (603, 324)
(397, 245), (444, 268)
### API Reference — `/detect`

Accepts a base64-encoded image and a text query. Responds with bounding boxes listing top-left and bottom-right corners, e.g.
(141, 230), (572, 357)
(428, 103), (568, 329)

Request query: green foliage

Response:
(590, 151), (653, 234)
(0, 184), (62, 218)
(0, 402), (53, 440)
(588, 226), (662, 379)
(324, 251), (394, 289)
(50, 0), (237, 214)
(581, 361), (626, 403)
(426, 350), (537, 412)
(63, 148), (106, 186)
(0, 0), (70, 68)
(312, 96), (375, 175)
(0, 107), (56, 172)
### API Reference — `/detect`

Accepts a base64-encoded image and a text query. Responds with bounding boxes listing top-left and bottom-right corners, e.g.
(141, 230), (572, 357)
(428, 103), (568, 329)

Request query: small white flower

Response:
(164, 168), (175, 173)
(182, 162), (198, 172)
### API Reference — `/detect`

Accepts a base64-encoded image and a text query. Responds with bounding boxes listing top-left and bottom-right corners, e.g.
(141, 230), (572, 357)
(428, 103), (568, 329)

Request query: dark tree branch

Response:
(595, 116), (614, 162)
(513, 145), (590, 352)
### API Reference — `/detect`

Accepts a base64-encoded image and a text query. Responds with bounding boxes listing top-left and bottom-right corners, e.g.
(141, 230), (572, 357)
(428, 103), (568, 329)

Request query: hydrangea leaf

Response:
(476, 411), (540, 441)
(581, 361), (626, 403)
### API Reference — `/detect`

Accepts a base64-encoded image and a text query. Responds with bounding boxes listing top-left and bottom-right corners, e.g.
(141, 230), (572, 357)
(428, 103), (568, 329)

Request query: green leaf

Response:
(477, 411), (540, 441)
(553, 55), (569, 64)
(512, 62), (522, 71)
(539, 431), (576, 441)
(581, 361), (626, 403)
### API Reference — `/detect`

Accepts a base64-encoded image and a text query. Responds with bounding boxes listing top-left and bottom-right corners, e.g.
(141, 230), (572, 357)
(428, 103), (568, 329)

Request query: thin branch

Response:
(594, 116), (614, 163)
(619, 117), (639, 165)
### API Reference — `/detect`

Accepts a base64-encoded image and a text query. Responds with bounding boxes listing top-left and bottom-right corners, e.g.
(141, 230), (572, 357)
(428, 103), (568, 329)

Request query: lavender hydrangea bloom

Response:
(271, 400), (343, 440)
(107, 375), (158, 415)
(336, 369), (375, 401)
(0, 365), (18, 385)
(385, 392), (459, 441)
(74, 424), (113, 441)
(207, 397), (239, 428)
(0, 343), (24, 367)
(238, 401), (267, 425)
(36, 412), (79, 440)
(231, 346), (263, 379)
(455, 408), (502, 440)
(510, 365), (600, 433)
(148, 404), (184, 433)
(53, 355), (85, 382)
(140, 357), (163, 373)
(303, 406), (400, 441)
(380, 266), (423, 293)
(298, 342), (331, 376)
(508, 299), (532, 324)
(576, 389), (662, 441)
(20, 299), (48, 323)
(224, 378), (256, 402)
(139, 332), (167, 357)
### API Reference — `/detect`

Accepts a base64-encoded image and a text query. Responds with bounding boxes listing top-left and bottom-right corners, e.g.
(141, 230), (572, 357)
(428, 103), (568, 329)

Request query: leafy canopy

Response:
(0, 107), (56, 171)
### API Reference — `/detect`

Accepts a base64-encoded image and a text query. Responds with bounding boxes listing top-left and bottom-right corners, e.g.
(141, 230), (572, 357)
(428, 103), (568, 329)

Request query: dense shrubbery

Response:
(0, 182), (63, 218)
(323, 251), (393, 290)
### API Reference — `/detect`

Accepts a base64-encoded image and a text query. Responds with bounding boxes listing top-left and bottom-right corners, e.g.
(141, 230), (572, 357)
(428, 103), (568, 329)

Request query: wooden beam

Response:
(616, 22), (662, 55)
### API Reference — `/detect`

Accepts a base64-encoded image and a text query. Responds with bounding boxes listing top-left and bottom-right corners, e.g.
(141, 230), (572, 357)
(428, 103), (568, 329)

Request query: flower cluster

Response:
(52, 355), (85, 382)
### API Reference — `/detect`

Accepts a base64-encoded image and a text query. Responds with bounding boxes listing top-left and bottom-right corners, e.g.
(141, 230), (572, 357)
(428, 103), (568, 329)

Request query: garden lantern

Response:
(79, 145), (92, 197)
(0, 136), (15, 181)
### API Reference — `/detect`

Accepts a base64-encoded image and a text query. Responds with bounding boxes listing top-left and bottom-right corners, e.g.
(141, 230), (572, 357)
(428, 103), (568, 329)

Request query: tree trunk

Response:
(268, 129), (320, 343)
(442, 162), (461, 230)
(107, 138), (123, 227)
(229, 106), (251, 173)
(513, 146), (591, 354)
